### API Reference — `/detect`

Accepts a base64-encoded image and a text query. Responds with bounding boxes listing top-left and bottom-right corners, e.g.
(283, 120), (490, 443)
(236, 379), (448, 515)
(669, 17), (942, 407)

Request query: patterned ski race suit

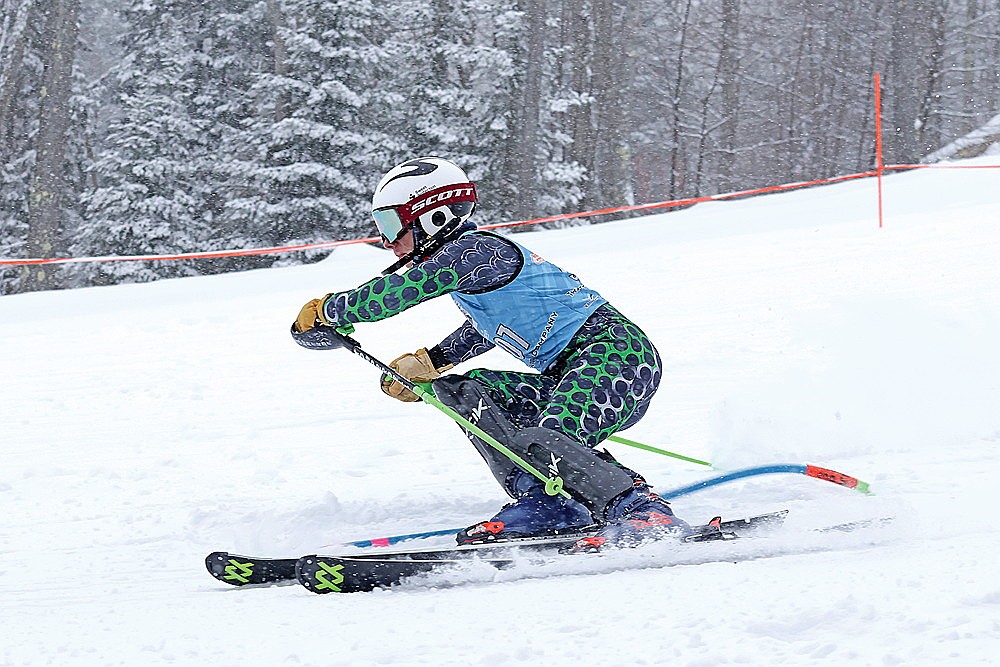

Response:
(321, 222), (663, 505)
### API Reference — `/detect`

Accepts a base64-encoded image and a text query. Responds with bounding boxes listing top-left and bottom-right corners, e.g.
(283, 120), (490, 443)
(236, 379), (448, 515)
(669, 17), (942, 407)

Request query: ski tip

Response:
(205, 552), (300, 587)
(205, 551), (262, 587)
(205, 551), (235, 583)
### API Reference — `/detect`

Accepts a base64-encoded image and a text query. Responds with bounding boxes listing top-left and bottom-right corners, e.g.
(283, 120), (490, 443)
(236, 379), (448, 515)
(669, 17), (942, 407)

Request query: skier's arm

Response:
(321, 265), (462, 328)
(427, 319), (496, 368)
(298, 232), (521, 333)
(380, 319), (496, 402)
(292, 265), (461, 340)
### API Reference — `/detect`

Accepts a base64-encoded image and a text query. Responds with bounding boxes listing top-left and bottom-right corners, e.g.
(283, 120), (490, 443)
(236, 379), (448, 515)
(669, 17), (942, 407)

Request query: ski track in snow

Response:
(2, 157), (1000, 665)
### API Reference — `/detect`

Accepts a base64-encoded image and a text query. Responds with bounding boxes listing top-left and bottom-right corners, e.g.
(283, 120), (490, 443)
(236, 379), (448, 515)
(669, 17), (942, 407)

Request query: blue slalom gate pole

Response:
(344, 463), (872, 548)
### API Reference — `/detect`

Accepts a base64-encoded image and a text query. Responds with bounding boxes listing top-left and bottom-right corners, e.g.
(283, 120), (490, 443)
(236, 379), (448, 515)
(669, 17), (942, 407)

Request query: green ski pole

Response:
(330, 328), (569, 499)
(606, 434), (713, 467)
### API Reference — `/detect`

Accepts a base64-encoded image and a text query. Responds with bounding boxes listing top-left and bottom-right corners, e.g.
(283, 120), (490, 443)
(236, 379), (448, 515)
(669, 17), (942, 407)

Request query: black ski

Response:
(295, 510), (789, 594)
(205, 552), (299, 587)
(205, 532), (591, 589)
(205, 510), (788, 591)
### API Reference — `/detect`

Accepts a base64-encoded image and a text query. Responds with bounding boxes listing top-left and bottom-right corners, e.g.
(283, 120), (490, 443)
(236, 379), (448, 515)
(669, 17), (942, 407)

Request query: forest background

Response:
(2, 0), (998, 294)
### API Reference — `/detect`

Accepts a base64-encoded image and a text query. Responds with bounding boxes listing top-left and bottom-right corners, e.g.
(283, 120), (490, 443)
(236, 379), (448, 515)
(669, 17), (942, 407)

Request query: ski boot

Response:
(457, 485), (596, 545)
(568, 484), (692, 553)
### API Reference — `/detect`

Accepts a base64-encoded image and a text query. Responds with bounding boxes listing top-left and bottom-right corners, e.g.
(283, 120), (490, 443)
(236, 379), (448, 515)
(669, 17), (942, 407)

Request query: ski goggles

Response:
(372, 182), (477, 244)
(372, 208), (408, 244)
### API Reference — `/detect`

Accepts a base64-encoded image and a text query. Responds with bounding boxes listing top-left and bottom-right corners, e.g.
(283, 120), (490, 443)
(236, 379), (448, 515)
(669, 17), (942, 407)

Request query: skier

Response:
(291, 157), (691, 550)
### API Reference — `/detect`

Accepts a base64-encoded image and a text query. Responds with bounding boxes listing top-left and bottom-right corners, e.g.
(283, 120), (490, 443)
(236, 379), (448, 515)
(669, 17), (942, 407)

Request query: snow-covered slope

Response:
(2, 158), (999, 665)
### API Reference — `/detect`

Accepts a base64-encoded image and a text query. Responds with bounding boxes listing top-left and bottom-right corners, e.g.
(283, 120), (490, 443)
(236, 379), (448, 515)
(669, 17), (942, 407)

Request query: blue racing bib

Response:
(450, 234), (607, 370)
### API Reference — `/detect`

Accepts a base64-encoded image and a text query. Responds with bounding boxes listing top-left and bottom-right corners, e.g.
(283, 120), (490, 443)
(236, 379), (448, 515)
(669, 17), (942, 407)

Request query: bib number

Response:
(493, 323), (529, 359)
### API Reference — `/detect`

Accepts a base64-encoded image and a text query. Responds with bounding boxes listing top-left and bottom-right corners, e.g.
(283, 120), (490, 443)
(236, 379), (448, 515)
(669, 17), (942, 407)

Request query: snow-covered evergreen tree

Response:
(382, 0), (585, 225)
(74, 0), (261, 285)
(223, 0), (403, 251)
(377, 0), (522, 222)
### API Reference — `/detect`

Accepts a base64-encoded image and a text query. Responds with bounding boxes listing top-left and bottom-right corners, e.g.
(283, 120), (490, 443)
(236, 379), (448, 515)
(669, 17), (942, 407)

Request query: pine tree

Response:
(223, 0), (402, 253)
(379, 0), (523, 222)
(74, 0), (261, 285)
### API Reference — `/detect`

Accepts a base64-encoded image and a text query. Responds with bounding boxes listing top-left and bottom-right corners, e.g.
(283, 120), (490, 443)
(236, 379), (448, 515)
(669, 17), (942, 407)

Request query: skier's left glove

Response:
(380, 348), (453, 402)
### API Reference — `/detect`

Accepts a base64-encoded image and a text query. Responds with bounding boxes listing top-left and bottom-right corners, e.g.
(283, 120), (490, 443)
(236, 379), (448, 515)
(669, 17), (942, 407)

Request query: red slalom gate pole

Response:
(874, 72), (885, 228)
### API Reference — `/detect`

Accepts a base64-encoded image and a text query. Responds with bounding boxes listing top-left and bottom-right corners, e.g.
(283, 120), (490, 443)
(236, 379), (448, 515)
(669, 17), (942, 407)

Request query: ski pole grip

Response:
(332, 329), (361, 353)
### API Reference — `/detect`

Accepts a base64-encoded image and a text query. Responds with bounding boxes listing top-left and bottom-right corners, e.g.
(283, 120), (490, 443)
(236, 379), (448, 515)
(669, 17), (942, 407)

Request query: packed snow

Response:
(2, 157), (999, 665)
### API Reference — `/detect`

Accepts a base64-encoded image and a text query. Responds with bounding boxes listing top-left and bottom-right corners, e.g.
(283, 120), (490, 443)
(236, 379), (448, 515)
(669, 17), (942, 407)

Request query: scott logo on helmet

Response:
(410, 186), (476, 215)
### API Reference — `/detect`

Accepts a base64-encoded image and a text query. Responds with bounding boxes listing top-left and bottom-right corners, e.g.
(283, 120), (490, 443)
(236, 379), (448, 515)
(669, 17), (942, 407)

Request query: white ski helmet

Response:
(370, 157), (478, 245)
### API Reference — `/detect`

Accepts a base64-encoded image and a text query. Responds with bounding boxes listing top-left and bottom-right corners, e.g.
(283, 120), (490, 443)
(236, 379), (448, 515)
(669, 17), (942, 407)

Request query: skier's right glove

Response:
(380, 348), (453, 402)
(293, 295), (335, 333)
